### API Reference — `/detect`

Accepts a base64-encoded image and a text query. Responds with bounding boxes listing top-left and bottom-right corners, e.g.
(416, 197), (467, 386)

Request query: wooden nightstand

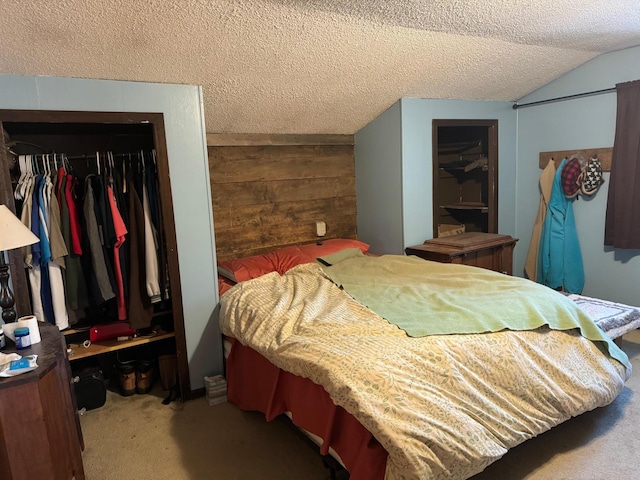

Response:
(405, 232), (518, 275)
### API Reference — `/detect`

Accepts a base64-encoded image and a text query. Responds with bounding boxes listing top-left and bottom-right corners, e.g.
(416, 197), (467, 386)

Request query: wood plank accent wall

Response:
(208, 134), (357, 261)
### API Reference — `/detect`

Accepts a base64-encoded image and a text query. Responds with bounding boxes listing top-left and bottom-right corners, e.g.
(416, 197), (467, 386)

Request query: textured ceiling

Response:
(1, 0), (639, 134)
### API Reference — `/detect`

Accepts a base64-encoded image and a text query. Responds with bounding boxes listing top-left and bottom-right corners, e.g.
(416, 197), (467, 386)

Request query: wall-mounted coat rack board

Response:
(539, 147), (612, 171)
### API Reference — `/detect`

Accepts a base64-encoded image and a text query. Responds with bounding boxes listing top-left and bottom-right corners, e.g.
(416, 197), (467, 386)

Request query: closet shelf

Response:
(439, 165), (488, 172)
(67, 331), (175, 361)
(62, 308), (171, 336)
(437, 140), (482, 154)
(62, 326), (91, 336)
(440, 202), (489, 212)
(439, 156), (488, 172)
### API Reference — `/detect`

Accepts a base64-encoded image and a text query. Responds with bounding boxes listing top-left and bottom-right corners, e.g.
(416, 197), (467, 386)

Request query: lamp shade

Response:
(0, 204), (39, 251)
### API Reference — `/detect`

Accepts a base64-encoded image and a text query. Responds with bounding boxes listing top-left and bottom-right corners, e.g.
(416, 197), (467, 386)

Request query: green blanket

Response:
(321, 254), (630, 368)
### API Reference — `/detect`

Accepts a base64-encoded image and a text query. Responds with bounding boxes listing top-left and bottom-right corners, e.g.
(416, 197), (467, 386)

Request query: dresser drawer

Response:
(405, 232), (518, 275)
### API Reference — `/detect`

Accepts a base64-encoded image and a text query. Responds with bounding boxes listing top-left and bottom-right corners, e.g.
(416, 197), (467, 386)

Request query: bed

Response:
(217, 239), (631, 480)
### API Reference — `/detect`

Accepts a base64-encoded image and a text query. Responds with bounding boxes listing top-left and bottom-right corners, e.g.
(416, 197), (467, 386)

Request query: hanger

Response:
(17, 155), (34, 201)
(43, 154), (54, 203)
(122, 153), (128, 193)
(53, 153), (60, 174)
(14, 155), (27, 200)
(107, 151), (114, 187)
(63, 154), (72, 174)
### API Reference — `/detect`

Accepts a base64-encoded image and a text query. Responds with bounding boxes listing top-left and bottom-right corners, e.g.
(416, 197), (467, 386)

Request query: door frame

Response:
(431, 119), (498, 237)
(0, 109), (191, 398)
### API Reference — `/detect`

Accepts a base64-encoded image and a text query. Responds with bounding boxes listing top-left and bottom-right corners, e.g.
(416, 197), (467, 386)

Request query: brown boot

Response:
(118, 363), (136, 396)
(136, 360), (154, 394)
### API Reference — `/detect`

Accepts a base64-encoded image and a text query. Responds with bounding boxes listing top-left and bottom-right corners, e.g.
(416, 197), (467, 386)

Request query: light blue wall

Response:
(355, 98), (516, 254)
(400, 99), (517, 246)
(0, 75), (221, 390)
(398, 99), (432, 248)
(355, 101), (403, 254)
(514, 46), (640, 306)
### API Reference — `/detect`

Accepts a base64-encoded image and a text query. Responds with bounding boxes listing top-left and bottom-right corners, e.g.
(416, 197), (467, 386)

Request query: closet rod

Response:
(512, 87), (616, 109)
(18, 151), (153, 162)
(11, 151), (155, 170)
(64, 152), (153, 162)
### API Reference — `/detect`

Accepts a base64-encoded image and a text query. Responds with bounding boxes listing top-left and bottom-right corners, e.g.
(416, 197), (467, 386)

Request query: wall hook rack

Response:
(539, 147), (612, 171)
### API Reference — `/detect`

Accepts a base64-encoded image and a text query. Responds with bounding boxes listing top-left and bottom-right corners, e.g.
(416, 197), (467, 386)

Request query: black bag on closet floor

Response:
(73, 366), (107, 411)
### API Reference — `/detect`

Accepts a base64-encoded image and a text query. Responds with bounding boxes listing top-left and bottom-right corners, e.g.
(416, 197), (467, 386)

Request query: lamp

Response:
(0, 204), (39, 323)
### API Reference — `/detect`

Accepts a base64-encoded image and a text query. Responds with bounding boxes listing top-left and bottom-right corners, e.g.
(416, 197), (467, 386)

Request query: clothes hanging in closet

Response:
(14, 152), (167, 330)
(61, 169), (89, 326)
(17, 164), (70, 330)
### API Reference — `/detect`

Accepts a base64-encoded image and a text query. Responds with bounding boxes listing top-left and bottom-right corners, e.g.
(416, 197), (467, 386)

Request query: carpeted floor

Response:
(80, 329), (640, 480)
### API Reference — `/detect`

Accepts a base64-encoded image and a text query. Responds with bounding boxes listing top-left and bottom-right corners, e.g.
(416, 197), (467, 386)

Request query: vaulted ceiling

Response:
(1, 1), (639, 134)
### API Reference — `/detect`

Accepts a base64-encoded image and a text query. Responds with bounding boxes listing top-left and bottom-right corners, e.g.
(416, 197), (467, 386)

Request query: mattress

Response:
(220, 260), (630, 479)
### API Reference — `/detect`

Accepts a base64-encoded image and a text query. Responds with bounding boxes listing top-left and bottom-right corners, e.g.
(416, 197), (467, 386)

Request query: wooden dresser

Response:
(0, 322), (85, 480)
(405, 232), (518, 275)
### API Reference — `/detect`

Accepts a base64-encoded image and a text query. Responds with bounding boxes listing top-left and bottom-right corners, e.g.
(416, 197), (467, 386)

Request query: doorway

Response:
(0, 109), (191, 399)
(432, 119), (498, 238)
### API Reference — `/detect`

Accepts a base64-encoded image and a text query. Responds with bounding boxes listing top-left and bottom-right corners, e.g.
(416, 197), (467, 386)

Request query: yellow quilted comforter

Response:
(219, 262), (630, 480)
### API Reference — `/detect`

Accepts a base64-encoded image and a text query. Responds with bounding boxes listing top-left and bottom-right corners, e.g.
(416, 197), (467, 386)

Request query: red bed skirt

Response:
(226, 338), (387, 480)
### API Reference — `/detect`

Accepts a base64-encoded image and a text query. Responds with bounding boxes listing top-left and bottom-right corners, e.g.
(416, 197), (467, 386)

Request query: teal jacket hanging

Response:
(537, 158), (585, 294)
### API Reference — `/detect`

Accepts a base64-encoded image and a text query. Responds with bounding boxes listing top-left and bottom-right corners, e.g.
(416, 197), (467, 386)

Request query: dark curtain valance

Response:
(604, 79), (640, 249)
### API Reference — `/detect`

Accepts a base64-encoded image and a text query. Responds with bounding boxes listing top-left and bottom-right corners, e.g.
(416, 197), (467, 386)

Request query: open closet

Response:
(0, 109), (190, 400)
(432, 119), (498, 237)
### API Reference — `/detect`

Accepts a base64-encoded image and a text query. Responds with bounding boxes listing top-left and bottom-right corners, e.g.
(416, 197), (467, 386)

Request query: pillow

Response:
(217, 246), (315, 282)
(217, 239), (370, 282)
(297, 238), (370, 258)
(217, 254), (275, 283)
(316, 247), (364, 266)
(263, 246), (315, 275)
